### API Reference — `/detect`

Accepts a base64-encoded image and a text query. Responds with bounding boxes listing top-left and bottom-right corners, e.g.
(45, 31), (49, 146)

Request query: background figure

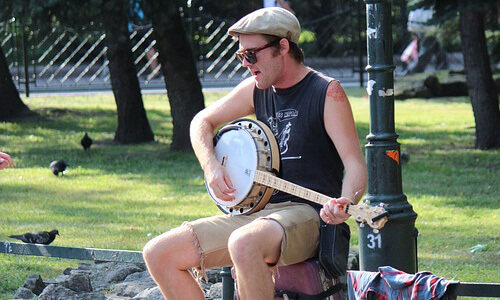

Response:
(400, 37), (419, 69)
(129, 0), (159, 76)
(263, 0), (294, 14)
(0, 152), (13, 170)
(401, 8), (448, 74)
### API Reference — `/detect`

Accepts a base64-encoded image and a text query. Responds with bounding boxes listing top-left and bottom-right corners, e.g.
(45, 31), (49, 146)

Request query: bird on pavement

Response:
(81, 132), (93, 151)
(9, 229), (59, 245)
(50, 160), (67, 176)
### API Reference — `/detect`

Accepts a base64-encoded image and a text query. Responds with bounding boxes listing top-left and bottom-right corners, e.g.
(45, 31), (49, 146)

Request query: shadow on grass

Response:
(5, 107), (173, 136)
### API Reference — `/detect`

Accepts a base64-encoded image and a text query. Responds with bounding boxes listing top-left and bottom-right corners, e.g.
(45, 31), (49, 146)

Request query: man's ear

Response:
(279, 38), (290, 55)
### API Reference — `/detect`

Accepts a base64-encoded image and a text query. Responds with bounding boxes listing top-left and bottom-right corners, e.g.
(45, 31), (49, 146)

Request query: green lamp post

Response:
(360, 0), (418, 273)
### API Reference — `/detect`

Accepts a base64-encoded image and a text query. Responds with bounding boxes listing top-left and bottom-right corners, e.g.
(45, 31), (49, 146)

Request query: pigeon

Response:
(80, 132), (93, 151)
(401, 151), (410, 165)
(50, 160), (67, 176)
(9, 229), (59, 245)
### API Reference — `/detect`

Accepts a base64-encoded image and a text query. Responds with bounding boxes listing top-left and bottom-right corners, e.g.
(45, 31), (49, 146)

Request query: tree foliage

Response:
(193, 0), (261, 20)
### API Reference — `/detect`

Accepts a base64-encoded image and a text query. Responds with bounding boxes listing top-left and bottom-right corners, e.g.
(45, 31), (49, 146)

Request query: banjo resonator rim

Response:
(211, 119), (280, 215)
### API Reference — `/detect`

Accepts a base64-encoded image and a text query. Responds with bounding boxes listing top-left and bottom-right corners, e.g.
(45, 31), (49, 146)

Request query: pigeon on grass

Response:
(50, 160), (67, 176)
(401, 151), (410, 165)
(81, 132), (93, 151)
(9, 229), (59, 245)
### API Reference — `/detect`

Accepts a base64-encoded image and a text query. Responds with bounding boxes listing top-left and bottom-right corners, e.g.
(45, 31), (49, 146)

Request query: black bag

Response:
(318, 222), (351, 278)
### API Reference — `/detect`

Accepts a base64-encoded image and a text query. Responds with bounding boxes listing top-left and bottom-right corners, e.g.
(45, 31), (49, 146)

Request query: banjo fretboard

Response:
(254, 170), (331, 205)
(253, 169), (388, 229)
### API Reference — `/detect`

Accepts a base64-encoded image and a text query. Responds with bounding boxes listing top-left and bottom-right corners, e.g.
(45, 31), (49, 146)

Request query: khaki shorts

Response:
(183, 201), (320, 279)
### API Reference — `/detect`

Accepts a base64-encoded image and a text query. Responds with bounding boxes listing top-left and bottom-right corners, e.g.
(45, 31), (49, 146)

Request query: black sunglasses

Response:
(235, 39), (281, 65)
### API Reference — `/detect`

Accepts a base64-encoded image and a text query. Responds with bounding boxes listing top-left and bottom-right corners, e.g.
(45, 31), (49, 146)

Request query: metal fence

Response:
(1, 4), (365, 95)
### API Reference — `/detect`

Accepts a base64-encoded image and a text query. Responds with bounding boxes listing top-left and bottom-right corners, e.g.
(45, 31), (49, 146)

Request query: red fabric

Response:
(347, 266), (457, 300)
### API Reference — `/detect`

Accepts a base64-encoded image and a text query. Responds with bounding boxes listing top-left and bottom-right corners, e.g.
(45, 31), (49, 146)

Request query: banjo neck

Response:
(254, 170), (331, 205)
(209, 119), (388, 229)
(253, 170), (388, 229)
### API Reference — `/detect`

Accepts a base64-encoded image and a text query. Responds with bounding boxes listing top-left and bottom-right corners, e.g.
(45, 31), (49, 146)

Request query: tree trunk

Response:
(459, 6), (500, 149)
(146, 0), (205, 151)
(101, 0), (154, 144)
(0, 46), (33, 120)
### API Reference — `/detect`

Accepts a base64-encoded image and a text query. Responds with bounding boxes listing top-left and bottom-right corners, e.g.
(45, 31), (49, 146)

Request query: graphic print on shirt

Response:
(267, 109), (301, 159)
(278, 122), (291, 154)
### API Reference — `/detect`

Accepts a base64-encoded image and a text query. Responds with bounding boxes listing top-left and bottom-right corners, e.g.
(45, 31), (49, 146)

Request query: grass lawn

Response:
(0, 87), (499, 299)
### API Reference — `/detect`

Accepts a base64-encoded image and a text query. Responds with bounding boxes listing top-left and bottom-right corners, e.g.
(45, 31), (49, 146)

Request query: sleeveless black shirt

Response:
(254, 71), (345, 210)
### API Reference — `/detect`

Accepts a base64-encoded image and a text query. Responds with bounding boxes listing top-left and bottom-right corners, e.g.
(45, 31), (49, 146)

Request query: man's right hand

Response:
(205, 161), (236, 201)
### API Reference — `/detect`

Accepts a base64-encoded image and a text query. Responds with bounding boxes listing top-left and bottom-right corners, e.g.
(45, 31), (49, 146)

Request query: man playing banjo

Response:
(143, 7), (367, 300)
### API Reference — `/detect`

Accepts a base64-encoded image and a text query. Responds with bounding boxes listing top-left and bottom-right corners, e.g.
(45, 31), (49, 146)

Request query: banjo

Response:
(206, 119), (388, 230)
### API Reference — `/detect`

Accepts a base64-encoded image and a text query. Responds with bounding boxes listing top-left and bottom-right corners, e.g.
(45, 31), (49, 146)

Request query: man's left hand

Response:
(320, 197), (351, 225)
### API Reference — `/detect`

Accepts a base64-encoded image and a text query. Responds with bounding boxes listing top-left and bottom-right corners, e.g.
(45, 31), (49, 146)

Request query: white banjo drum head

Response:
(205, 119), (280, 215)
(208, 128), (257, 208)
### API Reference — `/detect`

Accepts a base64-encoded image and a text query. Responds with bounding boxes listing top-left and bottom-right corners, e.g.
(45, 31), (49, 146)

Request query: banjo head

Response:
(206, 119), (280, 215)
(210, 128), (257, 208)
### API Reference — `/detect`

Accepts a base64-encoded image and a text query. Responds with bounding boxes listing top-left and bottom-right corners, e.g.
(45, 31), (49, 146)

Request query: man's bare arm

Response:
(190, 78), (256, 201)
(320, 80), (368, 224)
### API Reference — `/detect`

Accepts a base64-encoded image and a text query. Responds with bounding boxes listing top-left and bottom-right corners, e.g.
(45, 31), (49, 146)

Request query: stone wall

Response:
(10, 248), (359, 300)
(10, 261), (223, 300)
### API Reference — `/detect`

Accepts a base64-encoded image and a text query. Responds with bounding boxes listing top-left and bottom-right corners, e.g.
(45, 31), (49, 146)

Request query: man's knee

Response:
(143, 225), (200, 271)
(227, 228), (253, 259)
(142, 235), (164, 265)
(143, 232), (172, 269)
(228, 220), (283, 264)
